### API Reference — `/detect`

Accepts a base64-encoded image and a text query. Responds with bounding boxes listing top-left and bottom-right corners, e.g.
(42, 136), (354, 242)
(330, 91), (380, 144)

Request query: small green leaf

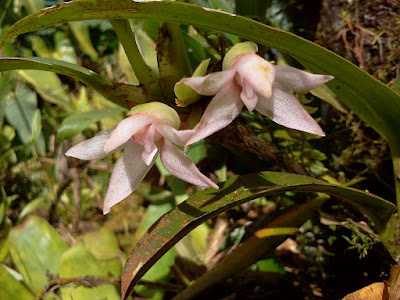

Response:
(257, 257), (286, 274)
(31, 35), (54, 59)
(118, 45), (139, 85)
(0, 265), (34, 300)
(5, 86), (37, 145)
(80, 228), (122, 276)
(310, 85), (348, 114)
(8, 216), (69, 294)
(135, 28), (158, 72)
(54, 31), (77, 64)
(69, 21), (98, 62)
(57, 108), (125, 142)
(187, 140), (208, 164)
(59, 243), (120, 300)
(30, 109), (41, 143)
(18, 196), (49, 221)
(5, 86), (45, 155)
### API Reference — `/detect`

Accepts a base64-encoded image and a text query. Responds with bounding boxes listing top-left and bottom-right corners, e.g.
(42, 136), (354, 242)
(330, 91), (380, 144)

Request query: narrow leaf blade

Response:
(0, 57), (154, 106)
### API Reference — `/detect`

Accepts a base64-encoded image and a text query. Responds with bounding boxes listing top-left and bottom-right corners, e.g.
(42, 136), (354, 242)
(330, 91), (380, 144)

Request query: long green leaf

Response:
(0, 57), (161, 107)
(121, 172), (395, 299)
(1, 0), (400, 148)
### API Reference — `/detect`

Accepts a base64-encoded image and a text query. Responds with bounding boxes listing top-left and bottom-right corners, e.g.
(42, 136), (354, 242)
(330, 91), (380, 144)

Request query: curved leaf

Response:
(0, 57), (161, 107)
(121, 172), (395, 299)
(8, 215), (69, 294)
(1, 0), (400, 147)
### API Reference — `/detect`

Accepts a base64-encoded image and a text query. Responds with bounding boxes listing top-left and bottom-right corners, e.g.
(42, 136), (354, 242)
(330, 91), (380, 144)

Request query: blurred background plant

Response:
(0, 0), (399, 299)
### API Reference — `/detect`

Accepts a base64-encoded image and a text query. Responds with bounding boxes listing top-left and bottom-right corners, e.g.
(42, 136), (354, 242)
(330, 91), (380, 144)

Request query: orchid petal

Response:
(65, 130), (114, 160)
(104, 114), (155, 153)
(274, 65), (334, 91)
(183, 82), (244, 145)
(255, 88), (325, 136)
(103, 142), (155, 214)
(233, 53), (275, 99)
(160, 139), (219, 189)
(181, 69), (236, 96)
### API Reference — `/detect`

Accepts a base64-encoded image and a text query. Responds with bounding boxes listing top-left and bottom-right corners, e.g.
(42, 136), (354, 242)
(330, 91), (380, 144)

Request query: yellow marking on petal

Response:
(256, 63), (273, 98)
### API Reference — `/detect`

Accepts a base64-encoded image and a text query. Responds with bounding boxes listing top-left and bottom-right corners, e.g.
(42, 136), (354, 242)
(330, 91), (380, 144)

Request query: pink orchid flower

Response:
(66, 102), (218, 214)
(176, 42), (334, 145)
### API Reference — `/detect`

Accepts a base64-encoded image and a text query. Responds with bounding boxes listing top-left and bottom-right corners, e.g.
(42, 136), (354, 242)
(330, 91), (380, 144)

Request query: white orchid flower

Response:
(66, 102), (218, 214)
(176, 42), (334, 145)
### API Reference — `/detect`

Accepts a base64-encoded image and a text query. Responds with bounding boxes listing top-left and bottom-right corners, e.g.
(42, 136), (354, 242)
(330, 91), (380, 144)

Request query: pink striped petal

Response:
(104, 114), (155, 154)
(181, 69), (236, 96)
(274, 65), (334, 91)
(182, 82), (244, 145)
(255, 88), (325, 136)
(65, 130), (113, 160)
(233, 53), (275, 99)
(160, 139), (218, 189)
(103, 142), (155, 214)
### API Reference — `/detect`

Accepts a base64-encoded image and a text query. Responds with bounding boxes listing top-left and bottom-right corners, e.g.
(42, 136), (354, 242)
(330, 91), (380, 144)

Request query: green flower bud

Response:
(222, 41), (258, 70)
(128, 102), (180, 129)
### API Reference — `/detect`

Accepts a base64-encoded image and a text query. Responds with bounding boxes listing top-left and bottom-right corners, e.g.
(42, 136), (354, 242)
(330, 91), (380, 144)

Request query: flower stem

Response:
(109, 19), (161, 95)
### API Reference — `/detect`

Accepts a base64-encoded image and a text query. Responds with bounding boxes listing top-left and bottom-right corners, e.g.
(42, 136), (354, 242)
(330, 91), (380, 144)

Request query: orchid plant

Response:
(1, 1), (400, 300)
